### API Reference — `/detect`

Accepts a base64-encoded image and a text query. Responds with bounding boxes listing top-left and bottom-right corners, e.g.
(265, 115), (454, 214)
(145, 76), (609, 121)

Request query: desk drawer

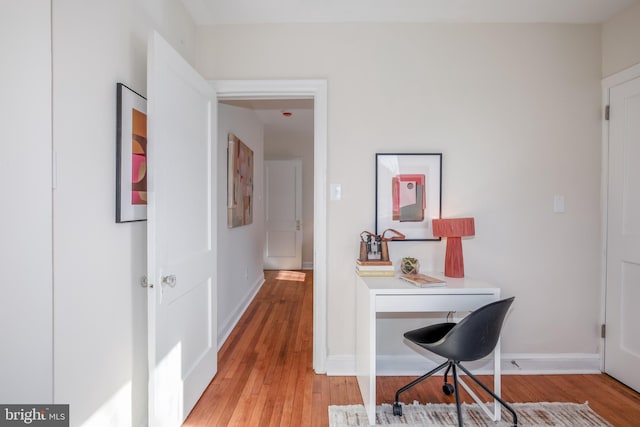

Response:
(375, 293), (498, 313)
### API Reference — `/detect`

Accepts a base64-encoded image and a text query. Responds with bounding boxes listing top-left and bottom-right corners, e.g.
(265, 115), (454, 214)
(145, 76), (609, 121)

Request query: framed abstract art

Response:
(227, 133), (254, 228)
(116, 83), (147, 223)
(375, 153), (442, 240)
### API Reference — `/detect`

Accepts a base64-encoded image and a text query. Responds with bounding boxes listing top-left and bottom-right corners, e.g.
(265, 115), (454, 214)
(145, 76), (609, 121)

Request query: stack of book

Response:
(356, 259), (395, 277)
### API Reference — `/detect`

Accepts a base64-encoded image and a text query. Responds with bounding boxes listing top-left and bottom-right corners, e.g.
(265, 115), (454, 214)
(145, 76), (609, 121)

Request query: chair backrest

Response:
(438, 296), (515, 361)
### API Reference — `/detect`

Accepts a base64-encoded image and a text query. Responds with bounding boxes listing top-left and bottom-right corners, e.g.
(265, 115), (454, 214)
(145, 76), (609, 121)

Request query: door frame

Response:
(600, 62), (640, 372)
(212, 79), (328, 373)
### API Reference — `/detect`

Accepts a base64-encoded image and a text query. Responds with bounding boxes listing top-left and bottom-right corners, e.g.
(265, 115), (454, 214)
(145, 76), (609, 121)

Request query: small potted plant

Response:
(400, 257), (419, 274)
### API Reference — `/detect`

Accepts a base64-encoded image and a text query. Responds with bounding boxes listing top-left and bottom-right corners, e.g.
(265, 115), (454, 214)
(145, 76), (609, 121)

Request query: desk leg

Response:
(355, 281), (376, 425)
(460, 338), (502, 421)
(494, 337), (501, 421)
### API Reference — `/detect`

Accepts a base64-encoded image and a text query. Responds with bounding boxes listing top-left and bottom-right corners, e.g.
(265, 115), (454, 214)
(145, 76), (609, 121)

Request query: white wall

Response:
(602, 1), (640, 77)
(0, 0), (53, 403)
(217, 104), (266, 344)
(264, 119), (315, 267)
(196, 23), (603, 366)
(51, 1), (195, 425)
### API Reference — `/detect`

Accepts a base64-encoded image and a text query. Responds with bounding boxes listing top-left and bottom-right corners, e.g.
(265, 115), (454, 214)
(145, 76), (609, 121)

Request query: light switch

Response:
(553, 195), (565, 213)
(330, 184), (342, 201)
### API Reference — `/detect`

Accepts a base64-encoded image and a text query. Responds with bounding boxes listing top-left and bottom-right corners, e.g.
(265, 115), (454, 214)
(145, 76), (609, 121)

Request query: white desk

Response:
(355, 274), (501, 426)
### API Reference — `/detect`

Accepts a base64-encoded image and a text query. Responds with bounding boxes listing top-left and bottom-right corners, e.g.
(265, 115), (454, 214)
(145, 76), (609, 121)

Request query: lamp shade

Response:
(432, 218), (475, 278)
(432, 217), (475, 238)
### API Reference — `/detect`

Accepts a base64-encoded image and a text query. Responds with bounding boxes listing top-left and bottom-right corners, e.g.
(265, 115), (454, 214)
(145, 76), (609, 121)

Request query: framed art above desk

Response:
(355, 274), (502, 426)
(375, 153), (442, 241)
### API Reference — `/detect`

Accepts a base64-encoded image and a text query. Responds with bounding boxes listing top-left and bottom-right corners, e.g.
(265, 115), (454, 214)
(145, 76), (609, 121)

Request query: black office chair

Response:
(392, 296), (517, 427)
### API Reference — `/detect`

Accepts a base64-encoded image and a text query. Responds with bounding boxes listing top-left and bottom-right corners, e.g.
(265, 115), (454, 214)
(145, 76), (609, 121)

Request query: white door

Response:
(147, 32), (218, 426)
(264, 159), (303, 269)
(605, 75), (640, 392)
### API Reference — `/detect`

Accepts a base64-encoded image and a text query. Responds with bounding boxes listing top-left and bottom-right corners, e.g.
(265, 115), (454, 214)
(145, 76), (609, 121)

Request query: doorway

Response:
(214, 80), (328, 373)
(220, 99), (313, 271)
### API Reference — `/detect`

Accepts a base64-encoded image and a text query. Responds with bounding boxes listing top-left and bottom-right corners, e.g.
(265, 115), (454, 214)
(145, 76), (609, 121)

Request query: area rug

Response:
(328, 402), (612, 426)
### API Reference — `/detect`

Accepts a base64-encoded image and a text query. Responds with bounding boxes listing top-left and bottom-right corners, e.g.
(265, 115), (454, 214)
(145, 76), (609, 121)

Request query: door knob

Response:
(161, 274), (176, 288)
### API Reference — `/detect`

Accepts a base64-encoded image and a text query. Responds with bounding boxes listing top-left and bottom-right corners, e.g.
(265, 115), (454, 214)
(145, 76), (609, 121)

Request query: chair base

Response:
(393, 360), (518, 427)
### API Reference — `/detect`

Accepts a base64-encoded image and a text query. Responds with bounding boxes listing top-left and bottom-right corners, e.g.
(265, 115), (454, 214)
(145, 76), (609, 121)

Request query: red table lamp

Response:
(432, 217), (475, 278)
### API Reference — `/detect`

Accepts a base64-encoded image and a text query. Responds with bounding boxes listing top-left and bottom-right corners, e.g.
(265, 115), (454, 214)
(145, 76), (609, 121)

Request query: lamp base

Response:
(444, 236), (465, 278)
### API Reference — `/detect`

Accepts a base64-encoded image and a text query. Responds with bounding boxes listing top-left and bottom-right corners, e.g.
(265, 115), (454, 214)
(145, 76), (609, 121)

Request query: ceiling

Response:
(182, 0), (637, 25)
(220, 99), (314, 136)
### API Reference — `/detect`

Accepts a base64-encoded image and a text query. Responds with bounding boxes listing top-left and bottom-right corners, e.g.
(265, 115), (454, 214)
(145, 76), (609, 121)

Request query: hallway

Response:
(184, 270), (357, 426)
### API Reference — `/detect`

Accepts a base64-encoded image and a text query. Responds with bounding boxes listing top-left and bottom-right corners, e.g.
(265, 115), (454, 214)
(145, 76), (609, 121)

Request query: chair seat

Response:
(404, 322), (455, 345)
(404, 298), (514, 362)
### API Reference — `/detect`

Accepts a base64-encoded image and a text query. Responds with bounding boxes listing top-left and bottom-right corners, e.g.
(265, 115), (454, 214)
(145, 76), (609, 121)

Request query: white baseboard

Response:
(499, 353), (601, 375)
(302, 262), (314, 270)
(217, 276), (265, 349)
(326, 353), (601, 376)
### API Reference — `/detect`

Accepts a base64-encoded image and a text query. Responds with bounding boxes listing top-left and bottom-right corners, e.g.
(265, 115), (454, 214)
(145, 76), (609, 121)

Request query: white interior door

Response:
(264, 159), (302, 269)
(147, 31), (218, 426)
(605, 75), (640, 393)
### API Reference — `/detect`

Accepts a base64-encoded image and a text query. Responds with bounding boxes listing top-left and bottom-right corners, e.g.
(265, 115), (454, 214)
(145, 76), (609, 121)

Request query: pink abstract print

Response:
(391, 174), (426, 222)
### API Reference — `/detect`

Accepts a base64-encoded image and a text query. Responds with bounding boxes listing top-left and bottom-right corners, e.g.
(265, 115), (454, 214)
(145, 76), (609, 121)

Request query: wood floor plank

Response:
(184, 270), (640, 426)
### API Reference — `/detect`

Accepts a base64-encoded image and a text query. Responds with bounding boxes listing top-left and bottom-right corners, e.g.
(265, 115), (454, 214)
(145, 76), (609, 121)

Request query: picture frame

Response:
(376, 153), (442, 241)
(227, 133), (254, 228)
(116, 83), (147, 223)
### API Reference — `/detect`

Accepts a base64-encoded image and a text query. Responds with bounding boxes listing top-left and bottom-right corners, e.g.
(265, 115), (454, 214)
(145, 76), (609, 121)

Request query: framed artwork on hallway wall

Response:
(376, 153), (442, 240)
(116, 83), (147, 223)
(227, 133), (254, 228)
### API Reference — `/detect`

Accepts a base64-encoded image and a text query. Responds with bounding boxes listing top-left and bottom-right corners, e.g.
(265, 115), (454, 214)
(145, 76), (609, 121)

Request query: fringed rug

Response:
(328, 402), (612, 426)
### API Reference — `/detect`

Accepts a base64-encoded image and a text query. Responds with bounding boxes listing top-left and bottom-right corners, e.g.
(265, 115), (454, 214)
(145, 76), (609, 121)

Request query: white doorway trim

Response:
(600, 62), (640, 372)
(212, 79), (328, 373)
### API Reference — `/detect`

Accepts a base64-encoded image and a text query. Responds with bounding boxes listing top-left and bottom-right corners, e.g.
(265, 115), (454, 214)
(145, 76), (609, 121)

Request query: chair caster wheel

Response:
(393, 402), (402, 416)
(442, 383), (454, 395)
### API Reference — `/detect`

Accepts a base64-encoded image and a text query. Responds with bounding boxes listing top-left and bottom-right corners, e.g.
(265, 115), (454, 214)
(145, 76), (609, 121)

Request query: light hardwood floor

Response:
(184, 270), (640, 426)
